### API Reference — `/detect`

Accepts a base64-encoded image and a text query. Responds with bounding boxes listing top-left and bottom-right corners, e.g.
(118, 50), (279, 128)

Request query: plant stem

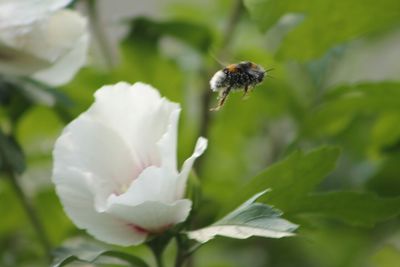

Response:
(153, 252), (164, 267)
(174, 234), (206, 267)
(220, 0), (245, 56)
(184, 242), (204, 258)
(174, 235), (186, 267)
(198, 0), (244, 138)
(6, 169), (52, 260)
(149, 244), (165, 267)
(87, 0), (116, 69)
(196, 0), (244, 177)
(147, 234), (174, 267)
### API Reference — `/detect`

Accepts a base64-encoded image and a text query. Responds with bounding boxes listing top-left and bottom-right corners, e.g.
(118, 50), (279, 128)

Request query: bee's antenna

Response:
(209, 51), (226, 67)
(265, 68), (275, 79)
(265, 67), (274, 72)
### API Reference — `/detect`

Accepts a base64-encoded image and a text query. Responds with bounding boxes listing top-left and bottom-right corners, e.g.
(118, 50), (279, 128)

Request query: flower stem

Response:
(197, 0), (244, 162)
(147, 235), (172, 267)
(220, 0), (245, 56)
(174, 235), (186, 267)
(148, 244), (165, 267)
(6, 169), (52, 260)
(153, 250), (165, 267)
(199, 0), (244, 138)
(87, 0), (116, 69)
(184, 242), (204, 258)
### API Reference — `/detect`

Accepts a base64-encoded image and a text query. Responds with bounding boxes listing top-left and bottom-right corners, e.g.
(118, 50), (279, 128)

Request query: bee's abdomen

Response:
(223, 70), (261, 90)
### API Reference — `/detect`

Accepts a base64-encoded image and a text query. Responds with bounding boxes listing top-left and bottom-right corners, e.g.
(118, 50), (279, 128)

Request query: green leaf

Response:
(244, 0), (400, 60)
(227, 145), (400, 227)
(227, 146), (340, 213)
(0, 79), (31, 124)
(305, 82), (400, 137)
(367, 153), (400, 197)
(127, 17), (213, 52)
(244, 0), (301, 32)
(18, 78), (73, 109)
(368, 113), (400, 155)
(371, 245), (400, 267)
(52, 241), (150, 267)
(187, 190), (298, 243)
(294, 191), (400, 227)
(0, 129), (25, 174)
(16, 106), (63, 159)
(0, 179), (24, 235)
(0, 77), (73, 125)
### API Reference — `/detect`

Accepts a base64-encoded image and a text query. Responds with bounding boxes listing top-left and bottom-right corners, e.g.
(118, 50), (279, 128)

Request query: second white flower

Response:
(53, 82), (207, 246)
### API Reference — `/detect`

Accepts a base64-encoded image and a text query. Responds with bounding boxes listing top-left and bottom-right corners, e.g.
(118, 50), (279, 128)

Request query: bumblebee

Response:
(209, 61), (267, 111)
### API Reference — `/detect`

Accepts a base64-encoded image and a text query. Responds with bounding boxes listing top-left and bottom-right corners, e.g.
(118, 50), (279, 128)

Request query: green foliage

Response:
(372, 245), (400, 267)
(225, 147), (400, 227)
(229, 147), (340, 212)
(367, 153), (400, 196)
(0, 180), (24, 235)
(128, 17), (213, 53)
(244, 0), (400, 60)
(305, 83), (400, 137)
(188, 191), (298, 243)
(52, 241), (150, 267)
(0, 129), (25, 174)
(296, 192), (400, 227)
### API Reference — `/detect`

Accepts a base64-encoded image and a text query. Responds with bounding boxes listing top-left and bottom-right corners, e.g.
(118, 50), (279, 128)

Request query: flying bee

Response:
(209, 61), (269, 111)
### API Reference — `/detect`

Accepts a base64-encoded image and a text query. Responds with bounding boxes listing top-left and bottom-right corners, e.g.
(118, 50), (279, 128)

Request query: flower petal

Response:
(33, 10), (89, 86)
(0, 9), (88, 80)
(0, 0), (72, 28)
(106, 166), (180, 207)
(54, 115), (141, 211)
(107, 200), (192, 233)
(53, 166), (147, 246)
(157, 108), (180, 173)
(176, 137), (208, 198)
(105, 165), (193, 231)
(88, 82), (180, 168)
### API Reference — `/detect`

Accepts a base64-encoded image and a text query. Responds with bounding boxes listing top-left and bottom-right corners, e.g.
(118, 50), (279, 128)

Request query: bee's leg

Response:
(210, 85), (232, 111)
(242, 84), (250, 99)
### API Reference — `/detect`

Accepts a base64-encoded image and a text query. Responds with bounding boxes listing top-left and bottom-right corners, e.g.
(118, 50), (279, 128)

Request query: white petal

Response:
(0, 0), (72, 28)
(0, 9), (88, 80)
(105, 165), (192, 232)
(176, 137), (208, 198)
(157, 108), (180, 173)
(0, 45), (51, 75)
(33, 11), (89, 86)
(106, 166), (180, 207)
(53, 166), (147, 246)
(88, 82), (180, 168)
(107, 200), (192, 232)
(54, 115), (141, 211)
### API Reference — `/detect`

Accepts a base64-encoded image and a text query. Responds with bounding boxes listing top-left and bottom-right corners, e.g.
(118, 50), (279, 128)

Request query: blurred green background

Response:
(1, 0), (400, 266)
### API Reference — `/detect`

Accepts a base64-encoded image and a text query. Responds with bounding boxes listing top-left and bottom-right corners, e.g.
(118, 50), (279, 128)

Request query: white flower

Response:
(53, 82), (208, 246)
(0, 0), (89, 86)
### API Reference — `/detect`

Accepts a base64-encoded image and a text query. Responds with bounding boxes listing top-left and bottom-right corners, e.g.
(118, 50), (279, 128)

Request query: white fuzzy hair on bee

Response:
(210, 70), (226, 92)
